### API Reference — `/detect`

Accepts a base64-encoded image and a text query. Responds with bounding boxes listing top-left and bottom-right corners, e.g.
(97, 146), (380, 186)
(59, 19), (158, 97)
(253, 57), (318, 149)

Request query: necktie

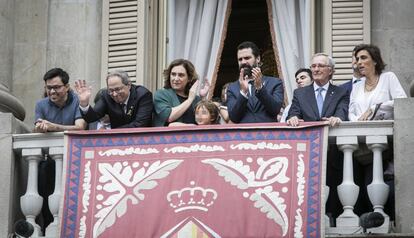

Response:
(248, 80), (254, 96)
(353, 78), (361, 84)
(121, 103), (127, 114)
(316, 87), (324, 117)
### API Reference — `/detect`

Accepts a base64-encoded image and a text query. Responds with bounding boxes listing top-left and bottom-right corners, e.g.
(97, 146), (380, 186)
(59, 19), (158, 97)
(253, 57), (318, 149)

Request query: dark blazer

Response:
(287, 83), (349, 121)
(82, 85), (153, 128)
(227, 76), (284, 123)
(340, 80), (353, 95)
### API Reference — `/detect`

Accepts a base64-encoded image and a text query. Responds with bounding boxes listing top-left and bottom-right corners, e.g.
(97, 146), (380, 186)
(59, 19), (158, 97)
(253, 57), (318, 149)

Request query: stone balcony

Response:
(11, 120), (411, 237)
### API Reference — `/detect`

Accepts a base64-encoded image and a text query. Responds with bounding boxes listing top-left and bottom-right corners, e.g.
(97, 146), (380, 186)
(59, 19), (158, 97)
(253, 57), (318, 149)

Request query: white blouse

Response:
(348, 71), (407, 121)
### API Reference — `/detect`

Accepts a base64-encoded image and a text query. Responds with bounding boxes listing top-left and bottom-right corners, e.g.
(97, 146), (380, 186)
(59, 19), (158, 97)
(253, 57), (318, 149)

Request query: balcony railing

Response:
(12, 121), (394, 237)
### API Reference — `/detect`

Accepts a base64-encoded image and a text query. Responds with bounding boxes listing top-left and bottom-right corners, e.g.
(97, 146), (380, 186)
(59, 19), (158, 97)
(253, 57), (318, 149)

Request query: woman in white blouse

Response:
(349, 44), (407, 121)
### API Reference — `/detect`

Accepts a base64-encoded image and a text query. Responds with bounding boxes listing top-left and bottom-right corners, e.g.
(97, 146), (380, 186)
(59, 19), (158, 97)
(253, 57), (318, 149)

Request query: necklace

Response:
(365, 76), (379, 92)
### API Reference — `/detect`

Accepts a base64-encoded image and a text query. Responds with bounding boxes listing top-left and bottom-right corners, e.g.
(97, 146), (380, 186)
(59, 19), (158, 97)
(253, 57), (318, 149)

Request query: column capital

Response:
(366, 135), (387, 145)
(21, 148), (43, 159)
(49, 146), (63, 156)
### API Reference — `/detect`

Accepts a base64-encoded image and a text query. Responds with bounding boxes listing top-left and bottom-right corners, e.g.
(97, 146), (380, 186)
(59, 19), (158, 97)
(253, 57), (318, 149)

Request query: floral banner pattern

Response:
(61, 123), (327, 238)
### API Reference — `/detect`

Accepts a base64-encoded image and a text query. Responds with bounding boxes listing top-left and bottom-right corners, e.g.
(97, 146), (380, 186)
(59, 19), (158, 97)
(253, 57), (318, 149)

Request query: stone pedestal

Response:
(0, 113), (30, 236)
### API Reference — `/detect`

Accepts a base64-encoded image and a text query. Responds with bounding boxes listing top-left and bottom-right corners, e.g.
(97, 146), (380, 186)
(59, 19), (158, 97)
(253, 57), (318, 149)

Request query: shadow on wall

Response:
(411, 81), (414, 97)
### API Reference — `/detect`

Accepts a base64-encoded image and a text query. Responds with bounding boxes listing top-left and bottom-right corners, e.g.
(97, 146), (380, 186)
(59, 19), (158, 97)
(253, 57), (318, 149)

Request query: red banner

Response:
(60, 123), (327, 238)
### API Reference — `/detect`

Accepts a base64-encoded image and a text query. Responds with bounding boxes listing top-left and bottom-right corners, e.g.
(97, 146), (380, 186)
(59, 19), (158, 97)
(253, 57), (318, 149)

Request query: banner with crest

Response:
(60, 123), (328, 238)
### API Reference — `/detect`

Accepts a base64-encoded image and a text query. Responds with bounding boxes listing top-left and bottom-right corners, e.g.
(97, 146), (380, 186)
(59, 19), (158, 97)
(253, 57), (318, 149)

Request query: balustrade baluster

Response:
(336, 136), (360, 230)
(20, 148), (44, 237)
(45, 147), (63, 237)
(366, 135), (390, 233)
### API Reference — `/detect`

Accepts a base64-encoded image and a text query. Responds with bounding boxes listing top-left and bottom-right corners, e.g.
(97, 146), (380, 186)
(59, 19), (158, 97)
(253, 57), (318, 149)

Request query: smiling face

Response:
(170, 65), (189, 95)
(356, 49), (376, 77)
(295, 72), (312, 88)
(310, 55), (333, 86)
(45, 76), (69, 106)
(107, 76), (131, 104)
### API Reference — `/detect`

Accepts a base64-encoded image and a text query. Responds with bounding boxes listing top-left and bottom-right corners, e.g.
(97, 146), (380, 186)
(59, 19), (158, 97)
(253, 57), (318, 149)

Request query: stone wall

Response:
(394, 98), (414, 233)
(12, 0), (103, 126)
(371, 0), (414, 96)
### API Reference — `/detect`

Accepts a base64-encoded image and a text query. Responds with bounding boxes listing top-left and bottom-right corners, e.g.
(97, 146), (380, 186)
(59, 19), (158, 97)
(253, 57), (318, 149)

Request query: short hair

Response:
(163, 59), (198, 95)
(312, 53), (335, 79)
(237, 41), (260, 58)
(312, 53), (335, 69)
(106, 70), (130, 85)
(294, 68), (313, 81)
(94, 88), (106, 104)
(195, 100), (220, 124)
(43, 68), (69, 84)
(354, 44), (386, 75)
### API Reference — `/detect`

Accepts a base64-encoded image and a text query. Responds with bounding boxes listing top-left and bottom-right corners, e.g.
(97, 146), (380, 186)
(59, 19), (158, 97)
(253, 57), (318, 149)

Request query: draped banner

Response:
(60, 123), (328, 238)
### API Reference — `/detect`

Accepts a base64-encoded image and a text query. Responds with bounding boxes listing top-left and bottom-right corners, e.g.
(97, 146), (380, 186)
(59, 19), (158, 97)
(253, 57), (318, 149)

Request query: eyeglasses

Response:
(310, 64), (330, 69)
(107, 86), (125, 95)
(45, 84), (65, 91)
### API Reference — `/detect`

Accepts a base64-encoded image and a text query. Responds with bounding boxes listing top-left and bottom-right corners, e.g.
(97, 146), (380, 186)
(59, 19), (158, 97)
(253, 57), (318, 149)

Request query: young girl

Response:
(194, 100), (220, 125)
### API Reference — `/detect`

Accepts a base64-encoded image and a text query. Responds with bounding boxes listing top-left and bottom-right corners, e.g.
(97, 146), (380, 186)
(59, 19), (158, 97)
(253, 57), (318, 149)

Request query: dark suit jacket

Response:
(340, 80), (353, 95)
(82, 84), (153, 128)
(287, 83), (349, 121)
(227, 76), (284, 123)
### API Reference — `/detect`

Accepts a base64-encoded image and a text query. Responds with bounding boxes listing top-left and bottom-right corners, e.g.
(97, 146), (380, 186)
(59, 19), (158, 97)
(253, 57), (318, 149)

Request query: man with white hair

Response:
(287, 53), (349, 127)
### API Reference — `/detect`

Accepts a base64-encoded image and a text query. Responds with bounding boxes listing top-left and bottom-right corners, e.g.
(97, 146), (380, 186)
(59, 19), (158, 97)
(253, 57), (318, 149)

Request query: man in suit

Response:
(74, 70), (153, 128)
(227, 41), (284, 123)
(287, 53), (349, 127)
(340, 46), (364, 95)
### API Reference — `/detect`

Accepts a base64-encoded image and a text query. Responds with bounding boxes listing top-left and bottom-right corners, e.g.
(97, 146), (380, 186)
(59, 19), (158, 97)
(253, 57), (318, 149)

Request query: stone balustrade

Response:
(12, 121), (394, 237)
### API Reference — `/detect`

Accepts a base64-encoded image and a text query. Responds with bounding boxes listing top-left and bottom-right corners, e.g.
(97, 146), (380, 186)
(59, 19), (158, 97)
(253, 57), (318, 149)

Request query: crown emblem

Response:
(167, 181), (218, 213)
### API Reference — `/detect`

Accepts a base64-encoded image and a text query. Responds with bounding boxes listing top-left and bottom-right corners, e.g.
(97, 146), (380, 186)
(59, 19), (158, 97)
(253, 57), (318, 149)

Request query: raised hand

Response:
(199, 78), (210, 98)
(74, 80), (92, 107)
(188, 80), (199, 101)
(238, 69), (249, 94)
(252, 67), (263, 90)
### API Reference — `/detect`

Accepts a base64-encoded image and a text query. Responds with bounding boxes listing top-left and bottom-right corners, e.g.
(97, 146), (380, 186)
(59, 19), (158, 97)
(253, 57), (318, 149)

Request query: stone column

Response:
(20, 148), (44, 236)
(336, 136), (359, 228)
(0, 0), (25, 121)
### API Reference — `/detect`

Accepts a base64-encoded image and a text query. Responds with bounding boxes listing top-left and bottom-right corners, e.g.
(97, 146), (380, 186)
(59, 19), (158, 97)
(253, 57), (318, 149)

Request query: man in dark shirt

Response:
(75, 70), (153, 128)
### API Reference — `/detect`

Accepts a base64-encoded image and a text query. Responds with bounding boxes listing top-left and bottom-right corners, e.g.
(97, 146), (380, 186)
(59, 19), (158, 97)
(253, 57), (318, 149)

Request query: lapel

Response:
(249, 77), (268, 110)
(306, 85), (320, 119)
(322, 84), (335, 117)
